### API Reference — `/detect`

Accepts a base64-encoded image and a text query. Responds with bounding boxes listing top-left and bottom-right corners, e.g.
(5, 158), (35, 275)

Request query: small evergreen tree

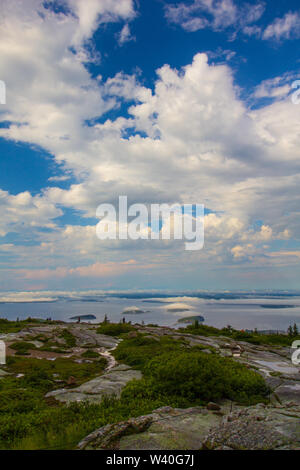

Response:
(293, 323), (299, 336)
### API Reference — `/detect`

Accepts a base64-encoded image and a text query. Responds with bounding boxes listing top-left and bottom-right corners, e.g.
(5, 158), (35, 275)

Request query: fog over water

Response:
(1, 291), (300, 331)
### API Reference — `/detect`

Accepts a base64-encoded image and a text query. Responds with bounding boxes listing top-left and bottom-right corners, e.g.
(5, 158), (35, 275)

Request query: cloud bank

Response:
(0, 1), (299, 290)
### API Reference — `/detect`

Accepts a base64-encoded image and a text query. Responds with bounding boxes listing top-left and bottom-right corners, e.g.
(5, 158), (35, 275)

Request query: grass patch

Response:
(0, 354), (109, 449)
(0, 318), (58, 334)
(0, 351), (163, 450)
(7, 356), (106, 384)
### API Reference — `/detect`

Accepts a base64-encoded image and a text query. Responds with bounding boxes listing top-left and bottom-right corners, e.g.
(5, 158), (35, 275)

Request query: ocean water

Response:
(1, 292), (300, 331)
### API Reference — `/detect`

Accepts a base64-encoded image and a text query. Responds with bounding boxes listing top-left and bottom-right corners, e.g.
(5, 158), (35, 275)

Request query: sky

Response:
(0, 0), (300, 292)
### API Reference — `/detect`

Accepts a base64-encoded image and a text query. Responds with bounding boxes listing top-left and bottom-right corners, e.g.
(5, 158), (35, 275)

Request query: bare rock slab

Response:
(78, 407), (223, 450)
(46, 365), (142, 404)
(78, 404), (300, 450)
(275, 383), (300, 406)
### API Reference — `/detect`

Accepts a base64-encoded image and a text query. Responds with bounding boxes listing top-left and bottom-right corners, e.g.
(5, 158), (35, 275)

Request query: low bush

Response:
(81, 349), (100, 358)
(182, 323), (300, 347)
(10, 341), (36, 355)
(113, 334), (184, 371)
(114, 334), (269, 406)
(145, 351), (269, 405)
(96, 322), (135, 337)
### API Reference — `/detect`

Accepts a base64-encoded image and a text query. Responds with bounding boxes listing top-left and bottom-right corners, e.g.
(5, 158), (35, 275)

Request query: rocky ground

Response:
(78, 403), (300, 450)
(1, 322), (300, 450)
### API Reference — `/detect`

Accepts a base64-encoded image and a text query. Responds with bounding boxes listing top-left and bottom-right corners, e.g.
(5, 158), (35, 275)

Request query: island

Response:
(122, 306), (148, 315)
(259, 304), (296, 309)
(167, 307), (190, 312)
(69, 314), (97, 321)
(177, 315), (205, 324)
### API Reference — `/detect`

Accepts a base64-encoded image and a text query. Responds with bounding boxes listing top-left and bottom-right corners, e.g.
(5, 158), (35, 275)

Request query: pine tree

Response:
(287, 325), (293, 337)
(293, 323), (299, 337)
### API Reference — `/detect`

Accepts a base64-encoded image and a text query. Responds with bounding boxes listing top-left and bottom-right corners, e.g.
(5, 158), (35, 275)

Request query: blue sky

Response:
(0, 0), (300, 292)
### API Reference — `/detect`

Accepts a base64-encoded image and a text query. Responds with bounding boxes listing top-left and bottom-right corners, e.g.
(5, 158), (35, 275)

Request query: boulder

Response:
(203, 405), (300, 450)
(207, 402), (221, 411)
(66, 376), (77, 386)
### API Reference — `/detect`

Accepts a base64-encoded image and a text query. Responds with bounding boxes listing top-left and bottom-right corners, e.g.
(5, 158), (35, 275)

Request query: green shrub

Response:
(10, 342), (36, 355)
(114, 335), (269, 406)
(0, 387), (45, 415)
(96, 322), (134, 337)
(180, 324), (221, 337)
(182, 323), (300, 347)
(81, 349), (100, 358)
(113, 334), (184, 371)
(145, 351), (269, 405)
(10, 341), (36, 351)
(0, 390), (169, 450)
(21, 368), (53, 392)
